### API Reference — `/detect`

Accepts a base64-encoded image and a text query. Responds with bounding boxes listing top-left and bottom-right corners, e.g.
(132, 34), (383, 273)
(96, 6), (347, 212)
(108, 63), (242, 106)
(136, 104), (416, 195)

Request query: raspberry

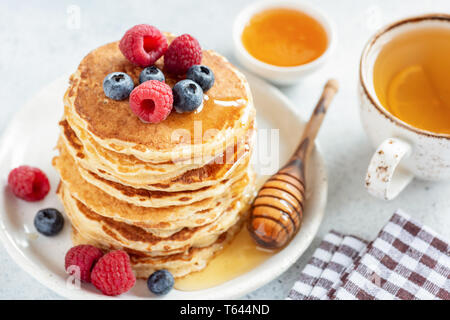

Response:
(65, 245), (104, 283)
(7, 166), (50, 201)
(164, 34), (202, 75)
(91, 250), (136, 296)
(119, 24), (168, 67)
(129, 80), (173, 123)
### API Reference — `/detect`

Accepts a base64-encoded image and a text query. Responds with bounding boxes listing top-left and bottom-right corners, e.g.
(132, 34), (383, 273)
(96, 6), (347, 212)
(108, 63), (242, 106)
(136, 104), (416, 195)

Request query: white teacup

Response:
(359, 14), (450, 200)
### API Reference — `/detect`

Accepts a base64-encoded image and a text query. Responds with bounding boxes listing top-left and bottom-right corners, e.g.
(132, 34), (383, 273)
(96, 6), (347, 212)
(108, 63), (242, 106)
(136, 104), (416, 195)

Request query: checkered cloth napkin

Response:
(287, 210), (450, 300)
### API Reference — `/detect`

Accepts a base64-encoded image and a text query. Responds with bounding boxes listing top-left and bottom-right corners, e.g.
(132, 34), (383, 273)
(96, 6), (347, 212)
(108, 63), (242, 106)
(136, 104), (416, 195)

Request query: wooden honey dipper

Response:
(248, 79), (339, 249)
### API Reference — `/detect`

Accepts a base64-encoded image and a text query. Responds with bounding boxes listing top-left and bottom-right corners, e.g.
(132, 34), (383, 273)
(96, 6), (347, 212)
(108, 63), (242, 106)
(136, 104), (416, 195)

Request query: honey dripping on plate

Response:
(174, 226), (275, 291)
(175, 178), (275, 291)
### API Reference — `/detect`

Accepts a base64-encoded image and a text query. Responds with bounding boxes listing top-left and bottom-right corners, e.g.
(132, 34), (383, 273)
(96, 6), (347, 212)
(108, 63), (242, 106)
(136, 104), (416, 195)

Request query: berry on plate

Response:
(129, 80), (173, 123)
(186, 65), (215, 92)
(139, 66), (165, 84)
(91, 250), (136, 296)
(103, 72), (134, 100)
(7, 166), (50, 201)
(147, 270), (174, 295)
(119, 24), (168, 67)
(34, 208), (64, 236)
(172, 79), (203, 113)
(65, 245), (103, 283)
(164, 34), (202, 75)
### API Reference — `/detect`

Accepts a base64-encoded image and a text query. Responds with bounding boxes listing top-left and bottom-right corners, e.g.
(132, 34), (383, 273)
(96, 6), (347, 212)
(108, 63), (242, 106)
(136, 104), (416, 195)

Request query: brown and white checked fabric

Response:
(327, 239), (369, 299)
(311, 235), (368, 300)
(288, 210), (450, 300)
(287, 231), (344, 300)
(287, 233), (367, 300)
(334, 210), (450, 300)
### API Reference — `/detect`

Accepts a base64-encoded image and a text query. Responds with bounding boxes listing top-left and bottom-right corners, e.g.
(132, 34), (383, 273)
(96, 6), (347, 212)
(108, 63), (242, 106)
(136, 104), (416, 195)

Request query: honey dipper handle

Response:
(249, 80), (339, 249)
(294, 79), (339, 161)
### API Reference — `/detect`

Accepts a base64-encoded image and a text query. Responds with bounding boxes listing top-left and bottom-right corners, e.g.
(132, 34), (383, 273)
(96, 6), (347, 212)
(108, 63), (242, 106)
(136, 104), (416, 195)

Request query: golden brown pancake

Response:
(71, 221), (243, 279)
(77, 158), (251, 208)
(59, 118), (254, 191)
(55, 33), (257, 278)
(53, 144), (254, 231)
(65, 34), (254, 163)
(59, 183), (251, 255)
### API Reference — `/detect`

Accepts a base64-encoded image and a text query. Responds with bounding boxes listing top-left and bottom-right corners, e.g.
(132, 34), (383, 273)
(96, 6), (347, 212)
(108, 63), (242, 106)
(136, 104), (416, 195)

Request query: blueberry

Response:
(186, 65), (215, 92)
(34, 208), (64, 236)
(139, 66), (165, 84)
(147, 270), (174, 295)
(103, 72), (134, 100)
(172, 79), (204, 113)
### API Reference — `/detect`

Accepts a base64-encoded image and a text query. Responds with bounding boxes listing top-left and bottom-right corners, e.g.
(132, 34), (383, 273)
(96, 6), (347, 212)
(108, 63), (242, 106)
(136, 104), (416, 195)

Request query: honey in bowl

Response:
(241, 8), (328, 67)
(373, 27), (450, 134)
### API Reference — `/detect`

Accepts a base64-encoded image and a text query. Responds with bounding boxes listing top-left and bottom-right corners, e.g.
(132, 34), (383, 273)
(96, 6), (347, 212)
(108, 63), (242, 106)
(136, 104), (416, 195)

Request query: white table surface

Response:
(1, 0), (449, 300)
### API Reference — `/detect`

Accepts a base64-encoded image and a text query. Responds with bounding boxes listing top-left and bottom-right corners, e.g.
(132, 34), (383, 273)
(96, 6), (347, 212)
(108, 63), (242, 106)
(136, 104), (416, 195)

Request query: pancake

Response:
(61, 115), (207, 176)
(56, 32), (257, 278)
(71, 220), (243, 279)
(60, 117), (254, 191)
(77, 157), (250, 208)
(59, 183), (251, 255)
(64, 35), (254, 163)
(64, 98), (255, 173)
(53, 144), (255, 231)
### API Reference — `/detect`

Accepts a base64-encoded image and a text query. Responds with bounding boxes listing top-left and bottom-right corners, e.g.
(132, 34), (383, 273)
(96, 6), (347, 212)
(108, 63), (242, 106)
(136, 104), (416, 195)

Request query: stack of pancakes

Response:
(53, 35), (256, 279)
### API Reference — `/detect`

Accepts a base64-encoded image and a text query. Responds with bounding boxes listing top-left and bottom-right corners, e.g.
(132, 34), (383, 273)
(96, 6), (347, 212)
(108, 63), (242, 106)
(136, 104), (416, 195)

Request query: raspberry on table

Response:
(164, 34), (202, 75)
(119, 24), (168, 67)
(65, 245), (103, 283)
(7, 166), (50, 201)
(129, 80), (173, 123)
(91, 250), (136, 296)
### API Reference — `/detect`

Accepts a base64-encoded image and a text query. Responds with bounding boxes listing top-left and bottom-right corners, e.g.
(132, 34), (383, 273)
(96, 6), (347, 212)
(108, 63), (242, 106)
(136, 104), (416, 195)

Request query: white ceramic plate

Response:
(0, 73), (327, 299)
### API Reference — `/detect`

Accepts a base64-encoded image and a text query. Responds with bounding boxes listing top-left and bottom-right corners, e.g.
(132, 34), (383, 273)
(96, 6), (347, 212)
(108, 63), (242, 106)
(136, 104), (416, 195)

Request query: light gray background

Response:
(1, 0), (449, 299)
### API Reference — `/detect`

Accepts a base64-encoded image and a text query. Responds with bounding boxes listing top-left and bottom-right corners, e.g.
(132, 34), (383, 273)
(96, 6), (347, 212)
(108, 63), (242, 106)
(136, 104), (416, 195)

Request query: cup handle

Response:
(365, 138), (414, 200)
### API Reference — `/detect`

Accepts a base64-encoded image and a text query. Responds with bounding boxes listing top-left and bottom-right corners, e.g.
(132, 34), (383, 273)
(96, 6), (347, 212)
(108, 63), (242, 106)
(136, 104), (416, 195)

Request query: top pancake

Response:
(66, 35), (253, 162)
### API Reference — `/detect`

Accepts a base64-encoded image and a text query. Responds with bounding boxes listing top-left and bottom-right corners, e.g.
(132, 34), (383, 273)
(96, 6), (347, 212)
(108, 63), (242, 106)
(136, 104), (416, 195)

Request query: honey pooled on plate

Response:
(241, 8), (328, 67)
(174, 226), (275, 291)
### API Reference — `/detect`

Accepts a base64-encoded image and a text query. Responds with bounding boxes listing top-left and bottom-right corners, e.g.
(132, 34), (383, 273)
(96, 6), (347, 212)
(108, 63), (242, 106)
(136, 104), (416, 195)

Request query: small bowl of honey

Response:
(233, 0), (335, 85)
